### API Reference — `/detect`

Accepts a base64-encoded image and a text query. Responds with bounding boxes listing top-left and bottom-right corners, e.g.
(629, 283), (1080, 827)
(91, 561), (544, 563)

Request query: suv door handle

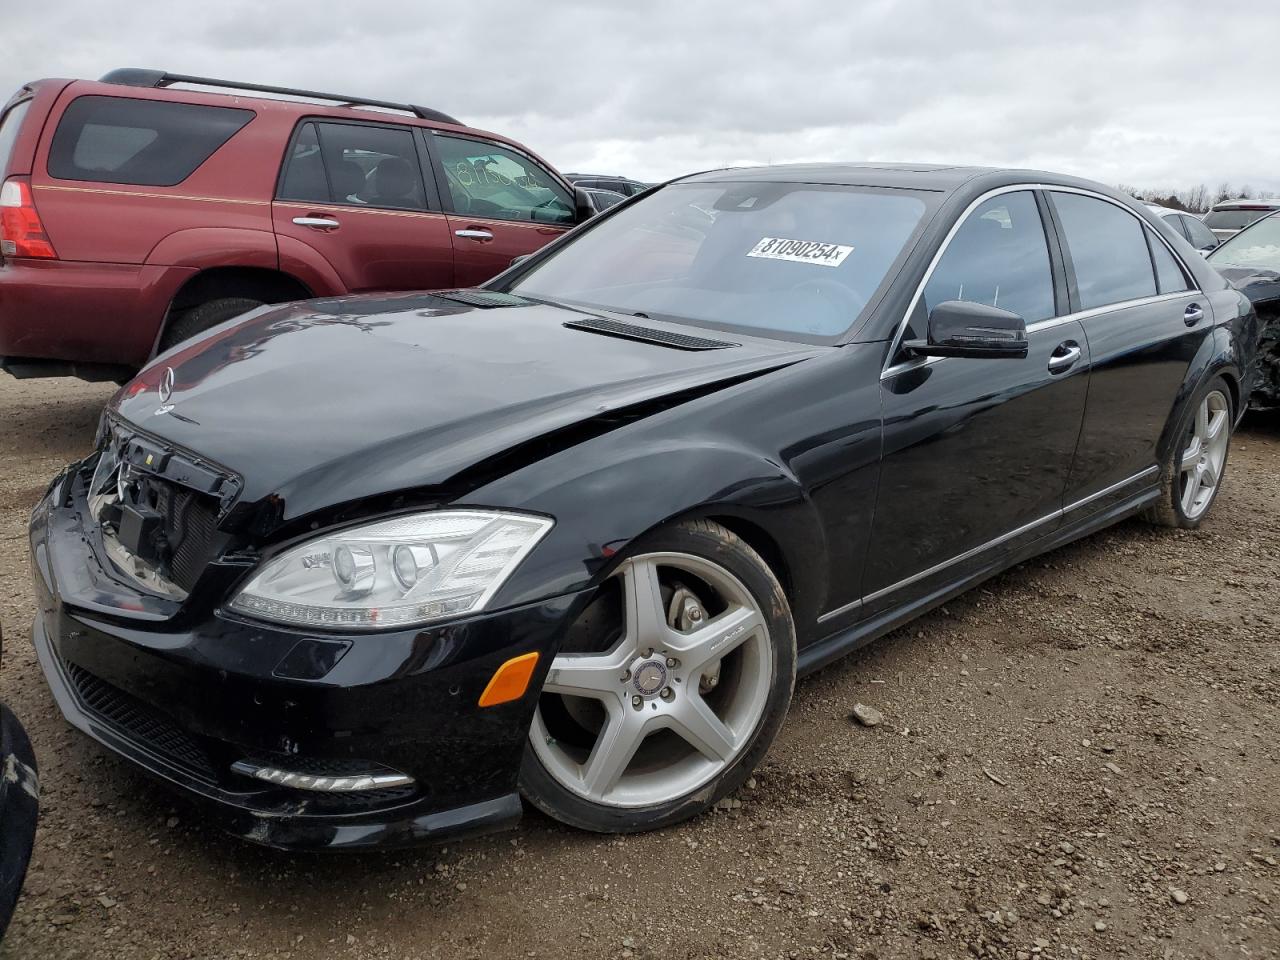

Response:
(455, 228), (494, 241)
(1047, 341), (1082, 374)
(292, 216), (340, 230)
(1184, 303), (1205, 326)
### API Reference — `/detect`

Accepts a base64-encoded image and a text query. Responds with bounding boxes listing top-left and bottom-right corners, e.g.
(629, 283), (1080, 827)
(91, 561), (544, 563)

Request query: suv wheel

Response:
(160, 297), (263, 352)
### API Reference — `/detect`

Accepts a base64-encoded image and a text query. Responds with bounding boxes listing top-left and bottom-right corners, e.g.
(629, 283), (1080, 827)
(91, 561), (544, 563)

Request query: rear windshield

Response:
(0, 99), (32, 173)
(48, 96), (253, 186)
(507, 181), (931, 342)
(1204, 208), (1276, 230)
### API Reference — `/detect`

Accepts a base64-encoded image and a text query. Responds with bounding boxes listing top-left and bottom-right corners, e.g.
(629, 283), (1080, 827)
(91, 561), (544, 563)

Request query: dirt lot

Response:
(0, 373), (1276, 960)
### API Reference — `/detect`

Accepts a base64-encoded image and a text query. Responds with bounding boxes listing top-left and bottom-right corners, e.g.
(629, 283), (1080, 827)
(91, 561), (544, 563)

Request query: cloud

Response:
(2, 0), (1278, 193)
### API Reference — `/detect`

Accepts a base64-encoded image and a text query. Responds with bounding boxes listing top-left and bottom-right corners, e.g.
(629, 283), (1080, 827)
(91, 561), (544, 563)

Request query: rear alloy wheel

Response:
(520, 521), (795, 832)
(1147, 376), (1234, 528)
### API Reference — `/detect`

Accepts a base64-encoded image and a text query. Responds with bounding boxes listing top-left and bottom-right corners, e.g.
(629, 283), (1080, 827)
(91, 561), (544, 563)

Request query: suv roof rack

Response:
(99, 68), (462, 126)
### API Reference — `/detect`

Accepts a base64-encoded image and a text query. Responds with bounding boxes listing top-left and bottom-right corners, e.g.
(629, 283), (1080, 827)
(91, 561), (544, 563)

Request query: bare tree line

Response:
(1115, 182), (1271, 213)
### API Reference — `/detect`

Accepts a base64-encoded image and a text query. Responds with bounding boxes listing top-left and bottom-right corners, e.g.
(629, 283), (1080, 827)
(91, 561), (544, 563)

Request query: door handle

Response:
(1184, 303), (1205, 326)
(292, 216), (340, 230)
(455, 228), (494, 241)
(1047, 341), (1082, 374)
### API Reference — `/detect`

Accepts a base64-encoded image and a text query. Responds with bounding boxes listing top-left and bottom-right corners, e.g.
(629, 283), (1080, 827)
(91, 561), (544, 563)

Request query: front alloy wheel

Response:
(1147, 375), (1234, 529)
(1177, 388), (1230, 520)
(520, 521), (795, 832)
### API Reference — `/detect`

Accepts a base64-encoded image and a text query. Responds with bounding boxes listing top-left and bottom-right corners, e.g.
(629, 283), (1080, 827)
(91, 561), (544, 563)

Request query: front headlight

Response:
(227, 510), (553, 630)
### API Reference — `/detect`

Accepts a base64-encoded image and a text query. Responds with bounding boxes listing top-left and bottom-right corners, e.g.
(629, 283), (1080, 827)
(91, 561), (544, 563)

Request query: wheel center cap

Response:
(631, 659), (668, 698)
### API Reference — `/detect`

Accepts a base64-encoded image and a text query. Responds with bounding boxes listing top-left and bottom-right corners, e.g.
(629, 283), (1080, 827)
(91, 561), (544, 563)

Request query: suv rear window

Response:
(1205, 208), (1277, 230)
(0, 99), (32, 173)
(48, 96), (253, 186)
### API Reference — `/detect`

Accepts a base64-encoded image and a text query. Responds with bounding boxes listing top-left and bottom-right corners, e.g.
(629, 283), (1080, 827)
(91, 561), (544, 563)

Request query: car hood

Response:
(1213, 265), (1280, 306)
(111, 293), (823, 529)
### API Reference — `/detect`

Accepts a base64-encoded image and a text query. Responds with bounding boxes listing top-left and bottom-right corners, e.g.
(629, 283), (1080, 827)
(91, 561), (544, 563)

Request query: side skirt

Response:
(796, 485), (1161, 677)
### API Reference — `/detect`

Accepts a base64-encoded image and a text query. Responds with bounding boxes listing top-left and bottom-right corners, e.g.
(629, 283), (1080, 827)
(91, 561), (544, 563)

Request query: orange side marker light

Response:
(477, 652), (540, 708)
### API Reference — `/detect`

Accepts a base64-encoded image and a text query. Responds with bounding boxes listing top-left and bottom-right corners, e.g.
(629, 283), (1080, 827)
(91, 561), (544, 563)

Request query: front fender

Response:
(1157, 319), (1247, 466)
(468, 437), (829, 638)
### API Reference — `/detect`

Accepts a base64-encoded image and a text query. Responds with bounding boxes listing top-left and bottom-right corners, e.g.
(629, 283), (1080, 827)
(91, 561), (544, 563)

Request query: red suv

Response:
(0, 69), (589, 380)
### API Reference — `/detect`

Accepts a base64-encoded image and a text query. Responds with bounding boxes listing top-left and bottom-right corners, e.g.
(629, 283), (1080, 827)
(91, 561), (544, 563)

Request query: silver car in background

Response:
(1146, 203), (1220, 254)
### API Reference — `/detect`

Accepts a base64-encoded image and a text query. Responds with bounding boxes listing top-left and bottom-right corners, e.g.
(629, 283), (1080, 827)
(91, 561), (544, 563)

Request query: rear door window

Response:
(433, 134), (573, 225)
(923, 191), (1056, 323)
(277, 121), (429, 211)
(1165, 214), (1192, 242)
(47, 96), (253, 186)
(1182, 215), (1219, 249)
(1051, 192), (1157, 309)
(0, 99), (32, 173)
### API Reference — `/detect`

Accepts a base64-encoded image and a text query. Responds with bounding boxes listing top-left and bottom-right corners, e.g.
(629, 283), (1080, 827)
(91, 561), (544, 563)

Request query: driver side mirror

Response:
(905, 300), (1029, 359)
(573, 187), (596, 225)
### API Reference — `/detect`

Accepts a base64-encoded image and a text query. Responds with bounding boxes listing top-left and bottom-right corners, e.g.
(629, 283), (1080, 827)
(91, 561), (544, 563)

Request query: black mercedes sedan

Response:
(30, 164), (1258, 849)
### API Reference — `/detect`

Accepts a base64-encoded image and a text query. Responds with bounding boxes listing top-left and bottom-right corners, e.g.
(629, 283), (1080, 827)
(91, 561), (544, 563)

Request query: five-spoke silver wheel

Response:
(530, 552), (773, 808)
(1178, 389), (1230, 521)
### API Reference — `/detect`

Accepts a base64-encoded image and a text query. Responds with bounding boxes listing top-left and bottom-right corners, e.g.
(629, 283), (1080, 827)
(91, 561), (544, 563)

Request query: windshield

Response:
(507, 181), (931, 341)
(1209, 213), (1280, 273)
(1205, 208), (1276, 231)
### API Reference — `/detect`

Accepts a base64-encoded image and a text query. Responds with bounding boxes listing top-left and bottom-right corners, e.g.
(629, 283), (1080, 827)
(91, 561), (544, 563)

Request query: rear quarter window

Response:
(47, 96), (254, 186)
(0, 99), (32, 173)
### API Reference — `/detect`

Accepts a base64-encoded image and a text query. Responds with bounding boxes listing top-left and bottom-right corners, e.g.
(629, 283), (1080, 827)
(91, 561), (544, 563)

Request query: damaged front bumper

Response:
(29, 461), (585, 851)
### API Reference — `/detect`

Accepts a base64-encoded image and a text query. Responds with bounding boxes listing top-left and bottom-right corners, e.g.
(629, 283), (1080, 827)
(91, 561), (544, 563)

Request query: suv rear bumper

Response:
(0, 258), (194, 371)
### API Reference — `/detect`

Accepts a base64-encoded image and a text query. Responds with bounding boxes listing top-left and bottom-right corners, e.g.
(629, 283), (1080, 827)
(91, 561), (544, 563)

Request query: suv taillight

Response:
(0, 178), (57, 259)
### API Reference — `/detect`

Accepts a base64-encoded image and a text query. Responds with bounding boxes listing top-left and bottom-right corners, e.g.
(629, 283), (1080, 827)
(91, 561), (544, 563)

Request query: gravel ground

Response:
(0, 374), (1276, 960)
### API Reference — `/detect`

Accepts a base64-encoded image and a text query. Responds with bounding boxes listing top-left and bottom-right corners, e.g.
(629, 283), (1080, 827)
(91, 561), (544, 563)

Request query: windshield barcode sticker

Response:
(747, 237), (854, 267)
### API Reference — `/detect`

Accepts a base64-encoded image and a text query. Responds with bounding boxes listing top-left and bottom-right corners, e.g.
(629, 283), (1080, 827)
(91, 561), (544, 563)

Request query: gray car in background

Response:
(565, 173), (652, 197)
(1203, 198), (1280, 242)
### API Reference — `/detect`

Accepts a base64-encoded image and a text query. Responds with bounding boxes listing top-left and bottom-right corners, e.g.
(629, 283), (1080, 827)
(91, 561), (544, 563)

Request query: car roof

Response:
(677, 162), (1126, 197)
(27, 73), (568, 186)
(1211, 198), (1280, 209)
(1144, 203), (1184, 216)
(567, 173), (642, 182)
(32, 71), (543, 147)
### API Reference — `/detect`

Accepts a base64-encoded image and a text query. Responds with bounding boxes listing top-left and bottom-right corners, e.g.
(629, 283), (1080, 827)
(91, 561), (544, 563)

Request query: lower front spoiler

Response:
(32, 617), (523, 852)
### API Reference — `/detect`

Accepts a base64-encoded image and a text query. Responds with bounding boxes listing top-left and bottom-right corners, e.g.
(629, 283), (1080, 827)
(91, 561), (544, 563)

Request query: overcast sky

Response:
(4, 0), (1278, 194)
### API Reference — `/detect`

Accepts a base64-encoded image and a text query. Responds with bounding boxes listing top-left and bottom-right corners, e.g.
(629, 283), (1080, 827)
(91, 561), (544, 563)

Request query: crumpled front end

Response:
(27, 448), (589, 850)
(1249, 305), (1280, 410)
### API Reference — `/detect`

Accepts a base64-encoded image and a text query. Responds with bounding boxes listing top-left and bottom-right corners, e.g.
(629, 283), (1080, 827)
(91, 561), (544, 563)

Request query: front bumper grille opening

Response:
(62, 661), (220, 786)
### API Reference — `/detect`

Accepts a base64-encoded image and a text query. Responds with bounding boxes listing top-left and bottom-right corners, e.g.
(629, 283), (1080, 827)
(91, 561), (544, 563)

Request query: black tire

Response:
(159, 297), (263, 352)
(0, 703), (38, 939)
(1145, 374), (1234, 529)
(519, 519), (796, 833)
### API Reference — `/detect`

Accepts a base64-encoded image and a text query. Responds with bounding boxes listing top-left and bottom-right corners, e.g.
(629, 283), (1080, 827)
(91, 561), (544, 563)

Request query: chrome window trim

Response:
(881, 183), (1204, 381)
(820, 465), (1159, 620)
